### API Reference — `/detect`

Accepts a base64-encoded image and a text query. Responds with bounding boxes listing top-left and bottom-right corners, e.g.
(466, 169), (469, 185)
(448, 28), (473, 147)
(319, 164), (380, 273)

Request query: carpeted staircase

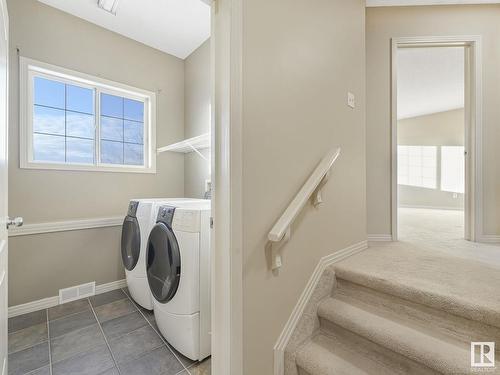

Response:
(290, 244), (500, 375)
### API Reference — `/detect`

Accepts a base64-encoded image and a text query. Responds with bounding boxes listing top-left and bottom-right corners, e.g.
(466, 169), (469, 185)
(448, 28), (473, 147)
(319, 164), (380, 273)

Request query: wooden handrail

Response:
(268, 147), (341, 270)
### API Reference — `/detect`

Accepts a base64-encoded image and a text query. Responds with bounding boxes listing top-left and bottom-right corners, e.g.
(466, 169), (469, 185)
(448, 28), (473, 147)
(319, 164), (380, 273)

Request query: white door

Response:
(0, 1), (8, 373)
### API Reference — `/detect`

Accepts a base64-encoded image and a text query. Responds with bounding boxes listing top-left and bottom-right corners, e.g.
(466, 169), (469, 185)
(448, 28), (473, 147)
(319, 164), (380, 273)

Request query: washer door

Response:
(146, 222), (181, 303)
(121, 216), (141, 271)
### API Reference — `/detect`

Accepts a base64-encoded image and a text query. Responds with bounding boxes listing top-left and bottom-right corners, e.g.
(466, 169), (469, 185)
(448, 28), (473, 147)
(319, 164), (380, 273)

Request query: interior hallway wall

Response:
(398, 109), (465, 210)
(240, 0), (366, 373)
(366, 5), (500, 237)
(184, 39), (211, 199)
(8, 0), (185, 306)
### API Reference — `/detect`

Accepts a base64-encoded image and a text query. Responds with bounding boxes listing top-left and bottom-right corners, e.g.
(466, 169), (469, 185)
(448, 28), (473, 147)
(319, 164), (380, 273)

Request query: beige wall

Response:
(241, 0), (366, 373)
(398, 109), (464, 210)
(8, 0), (185, 305)
(184, 40), (211, 199)
(366, 5), (500, 236)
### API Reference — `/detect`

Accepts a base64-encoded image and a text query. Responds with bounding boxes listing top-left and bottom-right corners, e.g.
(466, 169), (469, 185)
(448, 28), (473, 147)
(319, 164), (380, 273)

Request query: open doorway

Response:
(391, 37), (483, 243)
(397, 46), (465, 241)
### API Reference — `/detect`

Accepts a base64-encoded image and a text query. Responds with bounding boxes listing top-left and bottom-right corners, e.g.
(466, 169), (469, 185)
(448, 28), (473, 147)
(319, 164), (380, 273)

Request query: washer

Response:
(121, 198), (196, 310)
(146, 200), (211, 361)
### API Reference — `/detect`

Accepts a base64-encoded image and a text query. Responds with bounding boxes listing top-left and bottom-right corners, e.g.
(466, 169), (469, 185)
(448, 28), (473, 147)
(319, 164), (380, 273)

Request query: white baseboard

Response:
(273, 240), (368, 375)
(479, 235), (500, 244)
(8, 279), (127, 318)
(367, 234), (393, 242)
(399, 205), (463, 211)
(8, 216), (123, 237)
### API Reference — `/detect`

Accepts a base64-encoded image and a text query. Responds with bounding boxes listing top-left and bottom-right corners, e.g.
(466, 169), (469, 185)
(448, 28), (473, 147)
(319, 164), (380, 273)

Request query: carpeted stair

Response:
(293, 244), (500, 375)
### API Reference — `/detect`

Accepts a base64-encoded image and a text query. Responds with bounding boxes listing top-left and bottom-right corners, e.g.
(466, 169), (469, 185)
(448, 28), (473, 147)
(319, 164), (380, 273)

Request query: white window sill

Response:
(20, 161), (156, 174)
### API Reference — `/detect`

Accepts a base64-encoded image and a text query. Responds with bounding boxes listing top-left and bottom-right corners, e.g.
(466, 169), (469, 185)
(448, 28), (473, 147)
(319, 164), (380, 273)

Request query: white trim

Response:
(273, 241), (368, 375)
(8, 216), (123, 237)
(8, 279), (127, 318)
(367, 234), (393, 242)
(391, 36), (483, 242)
(367, 0), (500, 6)
(479, 235), (500, 244)
(211, 0), (243, 374)
(19, 57), (157, 174)
(399, 204), (463, 211)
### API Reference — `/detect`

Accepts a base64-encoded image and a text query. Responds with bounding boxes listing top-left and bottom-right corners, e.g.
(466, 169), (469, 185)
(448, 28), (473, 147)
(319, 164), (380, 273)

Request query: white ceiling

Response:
(37, 0), (211, 59)
(397, 47), (464, 119)
(367, 0), (500, 6)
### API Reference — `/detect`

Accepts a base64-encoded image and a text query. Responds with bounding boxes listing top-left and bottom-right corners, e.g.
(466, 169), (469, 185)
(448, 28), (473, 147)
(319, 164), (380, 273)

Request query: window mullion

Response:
(95, 88), (101, 166)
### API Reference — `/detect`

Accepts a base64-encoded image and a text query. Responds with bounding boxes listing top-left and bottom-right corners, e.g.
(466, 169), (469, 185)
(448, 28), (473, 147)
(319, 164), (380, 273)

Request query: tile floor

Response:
(8, 288), (211, 375)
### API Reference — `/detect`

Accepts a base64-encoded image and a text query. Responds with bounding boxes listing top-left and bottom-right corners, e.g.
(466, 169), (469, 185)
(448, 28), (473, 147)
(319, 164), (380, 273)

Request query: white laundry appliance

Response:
(120, 198), (197, 310)
(146, 199), (211, 361)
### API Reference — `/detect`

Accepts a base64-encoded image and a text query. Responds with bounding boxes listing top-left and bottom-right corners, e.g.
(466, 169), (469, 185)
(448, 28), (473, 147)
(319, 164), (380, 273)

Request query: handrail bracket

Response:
(271, 227), (291, 270)
(312, 171), (330, 207)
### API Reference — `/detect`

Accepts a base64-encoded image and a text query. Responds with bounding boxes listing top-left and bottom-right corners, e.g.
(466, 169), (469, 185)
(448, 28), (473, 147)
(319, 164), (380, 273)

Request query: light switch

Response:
(347, 92), (355, 109)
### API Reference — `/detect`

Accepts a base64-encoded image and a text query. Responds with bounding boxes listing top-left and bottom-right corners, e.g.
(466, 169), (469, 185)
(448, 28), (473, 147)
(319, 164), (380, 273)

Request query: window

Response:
(398, 146), (437, 189)
(441, 146), (465, 193)
(20, 58), (156, 173)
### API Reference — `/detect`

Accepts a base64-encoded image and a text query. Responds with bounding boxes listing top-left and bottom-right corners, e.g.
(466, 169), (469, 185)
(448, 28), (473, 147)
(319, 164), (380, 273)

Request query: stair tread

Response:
(333, 243), (500, 328)
(318, 296), (471, 374)
(296, 333), (410, 375)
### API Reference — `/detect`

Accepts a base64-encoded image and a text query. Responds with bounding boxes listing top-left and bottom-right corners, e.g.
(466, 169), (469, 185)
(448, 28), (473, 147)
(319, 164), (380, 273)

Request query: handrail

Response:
(268, 147), (341, 270)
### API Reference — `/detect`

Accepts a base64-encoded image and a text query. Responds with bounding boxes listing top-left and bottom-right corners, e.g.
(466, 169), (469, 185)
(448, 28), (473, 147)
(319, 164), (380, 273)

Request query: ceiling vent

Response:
(97, 0), (120, 15)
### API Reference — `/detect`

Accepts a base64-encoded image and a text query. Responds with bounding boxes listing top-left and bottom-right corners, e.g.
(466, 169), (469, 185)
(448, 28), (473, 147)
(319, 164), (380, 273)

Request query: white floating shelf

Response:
(157, 133), (210, 154)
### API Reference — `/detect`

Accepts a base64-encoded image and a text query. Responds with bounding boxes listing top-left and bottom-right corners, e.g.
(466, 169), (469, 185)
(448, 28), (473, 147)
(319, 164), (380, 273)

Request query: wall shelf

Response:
(157, 133), (210, 154)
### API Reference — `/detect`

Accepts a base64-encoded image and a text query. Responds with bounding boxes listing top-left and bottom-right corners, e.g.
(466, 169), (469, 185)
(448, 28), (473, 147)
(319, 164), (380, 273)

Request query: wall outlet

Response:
(347, 92), (355, 109)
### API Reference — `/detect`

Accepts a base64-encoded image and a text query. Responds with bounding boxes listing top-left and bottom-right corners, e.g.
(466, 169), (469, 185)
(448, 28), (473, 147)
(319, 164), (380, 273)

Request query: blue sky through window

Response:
(32, 76), (146, 167)
(100, 93), (144, 166)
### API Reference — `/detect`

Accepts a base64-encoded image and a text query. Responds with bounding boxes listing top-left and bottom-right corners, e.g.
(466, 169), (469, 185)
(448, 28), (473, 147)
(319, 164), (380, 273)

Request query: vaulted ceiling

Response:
(37, 0), (211, 59)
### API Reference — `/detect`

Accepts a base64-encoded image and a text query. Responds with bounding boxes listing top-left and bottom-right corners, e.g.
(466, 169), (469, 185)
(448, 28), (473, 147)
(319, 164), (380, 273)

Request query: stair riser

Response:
(319, 320), (440, 375)
(334, 267), (500, 329)
(336, 278), (500, 344)
(318, 297), (471, 373)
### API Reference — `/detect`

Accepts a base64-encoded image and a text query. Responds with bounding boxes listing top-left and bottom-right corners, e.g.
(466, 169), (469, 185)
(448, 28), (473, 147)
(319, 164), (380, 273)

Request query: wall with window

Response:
(184, 40), (211, 199)
(8, 0), (185, 305)
(366, 5), (500, 237)
(398, 109), (465, 210)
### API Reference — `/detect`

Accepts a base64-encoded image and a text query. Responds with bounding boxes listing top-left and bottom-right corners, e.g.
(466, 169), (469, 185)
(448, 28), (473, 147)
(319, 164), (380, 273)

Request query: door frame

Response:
(390, 36), (483, 242)
(210, 0), (243, 374)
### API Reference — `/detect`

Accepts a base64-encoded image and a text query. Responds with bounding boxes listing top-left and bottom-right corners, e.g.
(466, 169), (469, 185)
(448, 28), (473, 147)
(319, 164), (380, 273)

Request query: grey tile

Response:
(8, 310), (46, 333)
(119, 346), (184, 375)
(97, 368), (119, 375)
(26, 365), (50, 375)
(48, 299), (91, 321)
(49, 309), (96, 339)
(94, 299), (136, 323)
(8, 341), (49, 375)
(109, 325), (163, 364)
(52, 344), (114, 375)
(51, 324), (106, 363)
(121, 287), (130, 297)
(139, 306), (155, 322)
(8, 322), (47, 354)
(90, 290), (126, 307)
(101, 311), (148, 340)
(188, 358), (211, 375)
(168, 344), (196, 368)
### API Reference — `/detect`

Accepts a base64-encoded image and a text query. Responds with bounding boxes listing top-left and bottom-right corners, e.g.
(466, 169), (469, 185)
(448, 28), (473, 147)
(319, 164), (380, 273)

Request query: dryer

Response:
(146, 200), (211, 361)
(121, 198), (197, 310)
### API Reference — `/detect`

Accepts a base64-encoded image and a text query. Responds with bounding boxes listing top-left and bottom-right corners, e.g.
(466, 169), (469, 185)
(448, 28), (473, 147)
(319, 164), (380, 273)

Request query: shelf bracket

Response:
(188, 142), (208, 161)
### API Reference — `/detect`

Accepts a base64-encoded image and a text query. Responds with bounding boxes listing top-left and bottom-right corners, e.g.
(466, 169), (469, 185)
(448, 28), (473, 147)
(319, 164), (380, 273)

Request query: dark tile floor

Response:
(8, 288), (211, 375)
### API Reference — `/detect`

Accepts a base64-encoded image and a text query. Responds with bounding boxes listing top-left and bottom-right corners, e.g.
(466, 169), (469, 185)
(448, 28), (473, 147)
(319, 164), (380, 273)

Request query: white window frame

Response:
(19, 57), (157, 173)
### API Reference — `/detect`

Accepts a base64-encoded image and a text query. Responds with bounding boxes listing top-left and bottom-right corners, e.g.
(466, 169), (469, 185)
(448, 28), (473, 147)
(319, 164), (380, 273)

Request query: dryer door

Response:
(146, 222), (181, 303)
(121, 216), (141, 271)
